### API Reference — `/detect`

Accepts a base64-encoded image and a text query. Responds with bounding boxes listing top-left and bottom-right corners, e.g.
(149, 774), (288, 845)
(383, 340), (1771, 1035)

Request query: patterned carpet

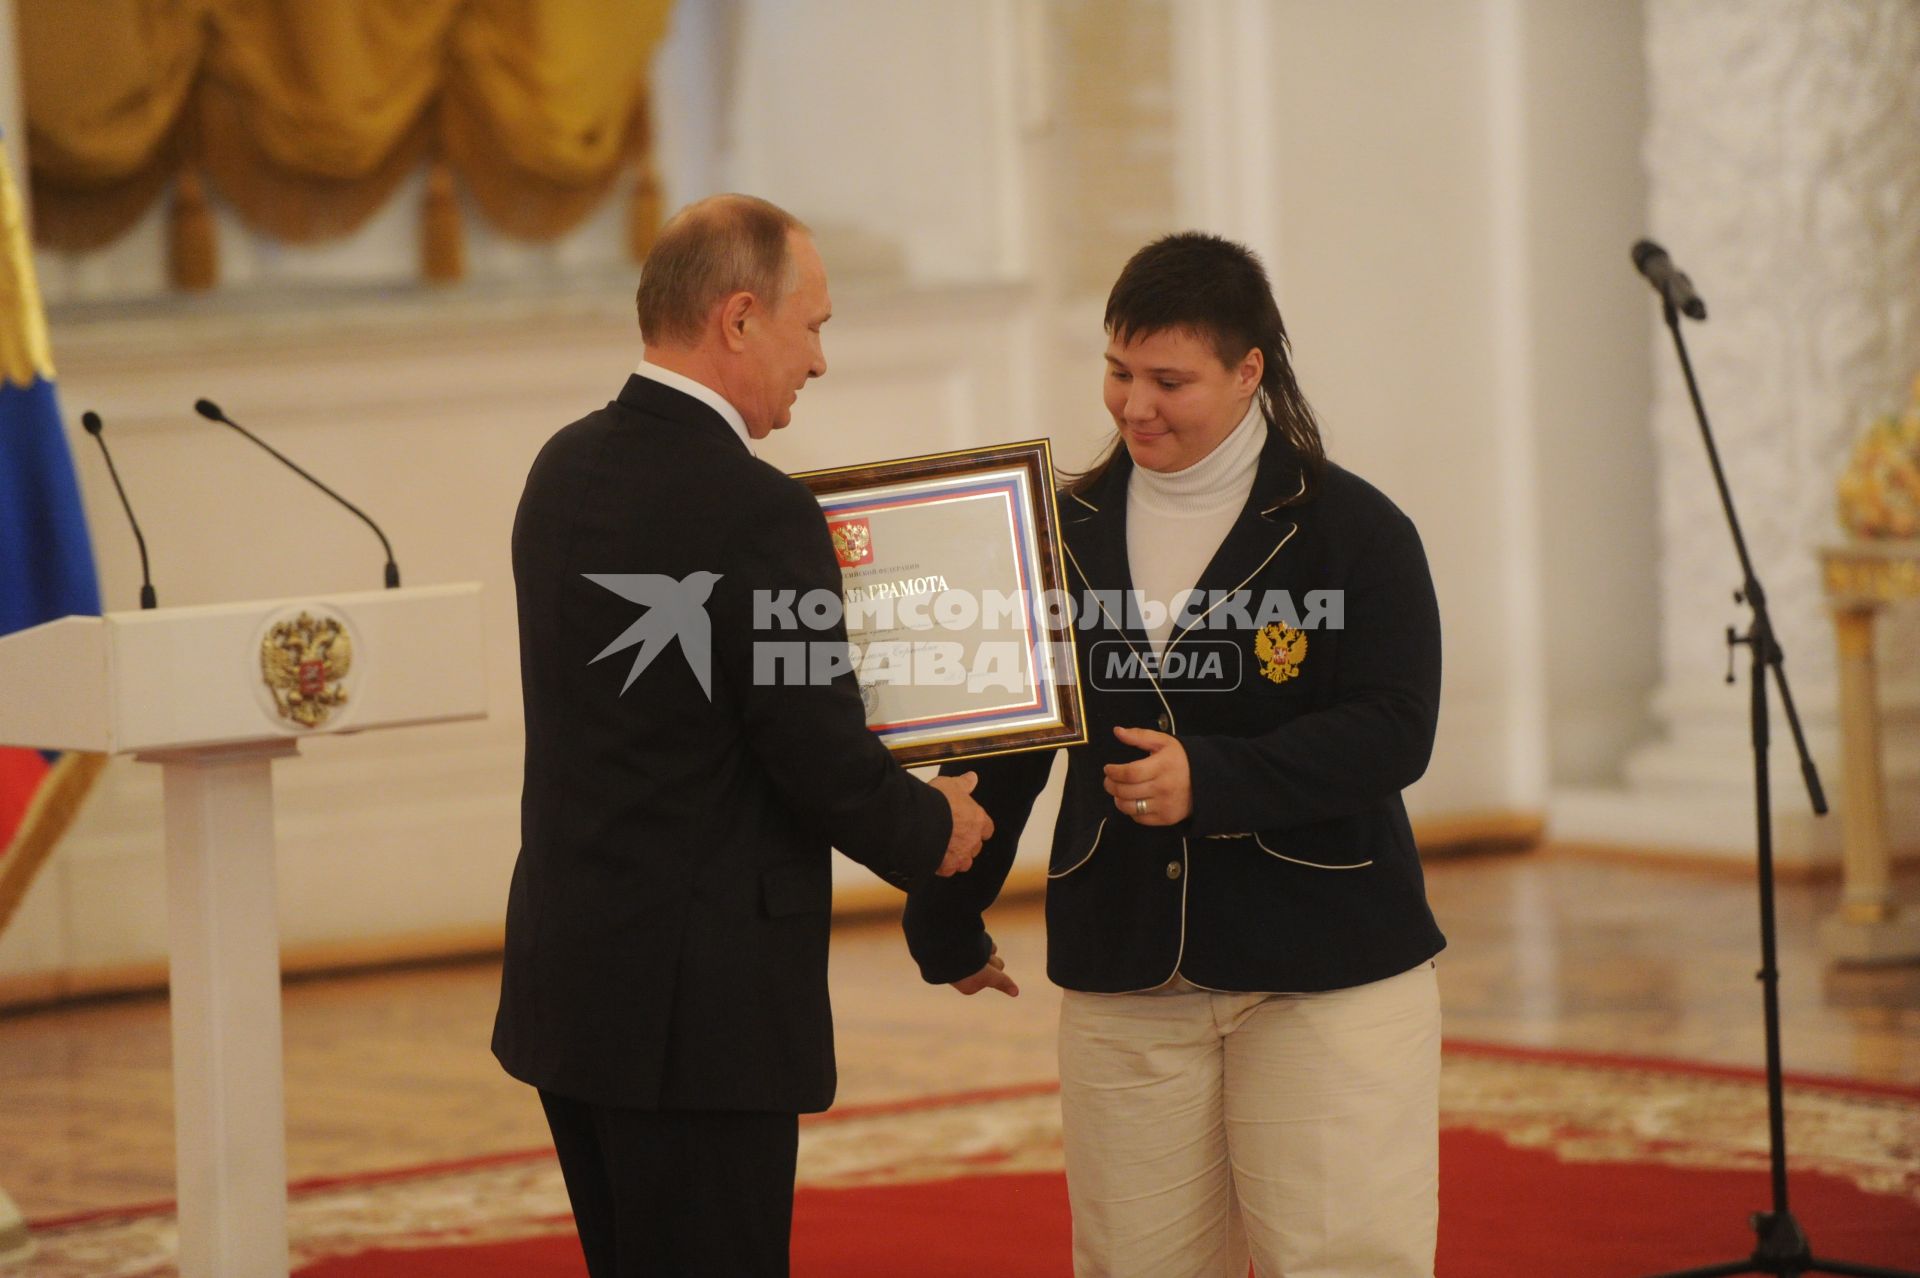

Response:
(20, 1044), (1920, 1276)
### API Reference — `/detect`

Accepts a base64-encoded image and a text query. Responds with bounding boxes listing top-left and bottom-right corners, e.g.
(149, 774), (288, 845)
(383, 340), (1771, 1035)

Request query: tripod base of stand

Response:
(1643, 1209), (1919, 1278)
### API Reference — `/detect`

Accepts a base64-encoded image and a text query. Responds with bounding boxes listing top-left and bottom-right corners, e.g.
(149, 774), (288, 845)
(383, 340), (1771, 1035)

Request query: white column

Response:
(152, 741), (297, 1277)
(1555, 0), (1920, 868)
(1482, 0), (1549, 807)
(1170, 0), (1279, 272)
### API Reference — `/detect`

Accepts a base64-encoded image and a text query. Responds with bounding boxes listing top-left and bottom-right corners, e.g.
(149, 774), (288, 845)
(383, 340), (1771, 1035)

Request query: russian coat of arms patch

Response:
(1253, 621), (1307, 684)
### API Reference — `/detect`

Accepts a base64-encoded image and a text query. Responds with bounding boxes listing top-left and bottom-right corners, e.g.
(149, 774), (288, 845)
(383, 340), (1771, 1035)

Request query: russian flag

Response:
(0, 128), (104, 932)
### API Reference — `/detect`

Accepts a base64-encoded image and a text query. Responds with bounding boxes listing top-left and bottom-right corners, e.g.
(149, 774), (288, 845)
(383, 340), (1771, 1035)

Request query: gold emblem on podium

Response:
(260, 611), (353, 728)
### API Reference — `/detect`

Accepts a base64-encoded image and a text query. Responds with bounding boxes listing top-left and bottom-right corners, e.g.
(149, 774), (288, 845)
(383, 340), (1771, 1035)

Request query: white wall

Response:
(650, 0), (733, 211)
(1520, 0), (1656, 786)
(1268, 1), (1527, 818)
(1243, 0), (1652, 809)
(1557, 0), (1920, 868)
(727, 0), (1029, 284)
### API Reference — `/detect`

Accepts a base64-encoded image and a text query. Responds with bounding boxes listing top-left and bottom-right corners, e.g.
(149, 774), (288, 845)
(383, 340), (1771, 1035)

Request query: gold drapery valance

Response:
(20, 0), (673, 288)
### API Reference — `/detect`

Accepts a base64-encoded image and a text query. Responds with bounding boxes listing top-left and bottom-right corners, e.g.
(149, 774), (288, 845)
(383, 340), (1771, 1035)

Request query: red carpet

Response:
(27, 1043), (1920, 1276)
(1439, 1128), (1918, 1276)
(295, 1175), (1076, 1278)
(291, 1143), (1920, 1278)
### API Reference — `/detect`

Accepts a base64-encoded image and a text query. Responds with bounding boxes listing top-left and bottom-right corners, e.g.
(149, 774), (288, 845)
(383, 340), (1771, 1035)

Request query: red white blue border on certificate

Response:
(796, 440), (1086, 767)
(818, 471), (1052, 741)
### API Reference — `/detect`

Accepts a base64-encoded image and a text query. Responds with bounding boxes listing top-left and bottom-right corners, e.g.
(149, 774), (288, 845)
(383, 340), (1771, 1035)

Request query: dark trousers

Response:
(539, 1090), (800, 1278)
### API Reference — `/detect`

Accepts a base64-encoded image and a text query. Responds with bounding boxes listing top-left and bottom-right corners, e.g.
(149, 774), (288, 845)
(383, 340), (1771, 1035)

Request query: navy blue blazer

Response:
(495, 375), (951, 1112)
(904, 428), (1446, 993)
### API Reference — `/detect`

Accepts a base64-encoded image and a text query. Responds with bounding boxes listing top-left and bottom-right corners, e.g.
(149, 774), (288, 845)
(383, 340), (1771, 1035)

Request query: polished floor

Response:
(0, 848), (1915, 1220)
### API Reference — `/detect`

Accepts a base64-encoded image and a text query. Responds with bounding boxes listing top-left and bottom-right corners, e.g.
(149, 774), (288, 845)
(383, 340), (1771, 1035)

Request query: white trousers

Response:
(1057, 962), (1440, 1278)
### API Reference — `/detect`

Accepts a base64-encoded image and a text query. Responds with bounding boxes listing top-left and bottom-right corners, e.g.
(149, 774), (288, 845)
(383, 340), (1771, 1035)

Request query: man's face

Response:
(740, 232), (831, 439)
(1102, 327), (1260, 473)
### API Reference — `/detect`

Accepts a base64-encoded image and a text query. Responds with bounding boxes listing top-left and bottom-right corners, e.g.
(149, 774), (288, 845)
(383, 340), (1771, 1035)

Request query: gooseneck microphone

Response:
(80, 411), (158, 609)
(1631, 240), (1707, 321)
(193, 398), (401, 588)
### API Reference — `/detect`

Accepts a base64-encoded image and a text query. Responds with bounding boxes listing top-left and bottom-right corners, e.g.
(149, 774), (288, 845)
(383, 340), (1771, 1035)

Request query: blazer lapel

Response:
(1058, 453), (1155, 651)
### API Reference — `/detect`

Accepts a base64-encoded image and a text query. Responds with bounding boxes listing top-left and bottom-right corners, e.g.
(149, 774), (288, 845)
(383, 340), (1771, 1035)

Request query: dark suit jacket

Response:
(494, 374), (951, 1113)
(905, 429), (1446, 993)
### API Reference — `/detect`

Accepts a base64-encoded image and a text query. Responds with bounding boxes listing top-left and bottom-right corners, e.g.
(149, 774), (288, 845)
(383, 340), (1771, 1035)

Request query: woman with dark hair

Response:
(905, 232), (1445, 1277)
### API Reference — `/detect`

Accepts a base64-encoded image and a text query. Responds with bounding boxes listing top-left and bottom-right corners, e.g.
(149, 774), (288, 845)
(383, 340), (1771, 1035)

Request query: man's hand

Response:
(951, 946), (1019, 997)
(928, 771), (994, 876)
(1103, 726), (1192, 825)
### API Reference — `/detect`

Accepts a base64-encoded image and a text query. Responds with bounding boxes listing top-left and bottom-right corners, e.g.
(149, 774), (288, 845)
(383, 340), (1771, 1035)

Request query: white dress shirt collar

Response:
(633, 358), (753, 453)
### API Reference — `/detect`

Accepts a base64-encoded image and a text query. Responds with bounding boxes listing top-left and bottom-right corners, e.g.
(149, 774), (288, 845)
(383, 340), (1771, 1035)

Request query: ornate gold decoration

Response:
(1836, 373), (1920, 539)
(1253, 621), (1307, 684)
(1821, 547), (1920, 605)
(260, 611), (353, 728)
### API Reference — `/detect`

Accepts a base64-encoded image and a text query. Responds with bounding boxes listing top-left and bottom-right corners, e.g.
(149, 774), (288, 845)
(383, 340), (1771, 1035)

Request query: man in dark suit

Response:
(493, 193), (993, 1277)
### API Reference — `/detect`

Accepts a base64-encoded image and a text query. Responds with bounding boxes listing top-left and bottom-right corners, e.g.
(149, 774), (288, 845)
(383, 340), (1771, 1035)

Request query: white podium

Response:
(0, 584), (487, 1276)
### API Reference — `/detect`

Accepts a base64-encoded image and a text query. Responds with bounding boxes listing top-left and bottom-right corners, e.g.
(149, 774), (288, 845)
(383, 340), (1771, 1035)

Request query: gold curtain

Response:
(444, 0), (669, 241)
(20, 0), (212, 251)
(198, 0), (463, 242)
(21, 0), (675, 286)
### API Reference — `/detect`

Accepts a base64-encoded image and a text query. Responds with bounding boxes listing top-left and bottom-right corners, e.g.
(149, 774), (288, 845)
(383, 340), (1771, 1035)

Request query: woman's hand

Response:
(950, 945), (1020, 997)
(1103, 725), (1191, 826)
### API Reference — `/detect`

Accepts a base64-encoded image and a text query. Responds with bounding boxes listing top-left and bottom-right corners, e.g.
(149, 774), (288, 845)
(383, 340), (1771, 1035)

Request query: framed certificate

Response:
(795, 440), (1087, 766)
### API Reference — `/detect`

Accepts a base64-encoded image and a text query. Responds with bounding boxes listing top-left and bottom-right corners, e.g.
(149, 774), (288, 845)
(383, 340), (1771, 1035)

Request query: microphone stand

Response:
(194, 400), (400, 589)
(1635, 288), (1916, 1278)
(82, 412), (158, 609)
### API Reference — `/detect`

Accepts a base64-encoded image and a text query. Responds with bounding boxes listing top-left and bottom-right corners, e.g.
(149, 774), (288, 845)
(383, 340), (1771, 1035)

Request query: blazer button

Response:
(1156, 712), (1172, 733)
(1165, 860), (1182, 880)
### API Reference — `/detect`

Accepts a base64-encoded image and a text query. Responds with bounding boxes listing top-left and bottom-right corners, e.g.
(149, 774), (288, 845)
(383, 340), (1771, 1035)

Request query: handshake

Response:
(928, 772), (995, 877)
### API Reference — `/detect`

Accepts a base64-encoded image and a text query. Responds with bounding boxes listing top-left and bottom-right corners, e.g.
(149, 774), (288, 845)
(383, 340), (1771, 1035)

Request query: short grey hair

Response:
(635, 194), (807, 346)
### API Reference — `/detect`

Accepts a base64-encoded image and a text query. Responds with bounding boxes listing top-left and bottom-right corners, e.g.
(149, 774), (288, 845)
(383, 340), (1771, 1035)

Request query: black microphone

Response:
(193, 399), (401, 588)
(1631, 240), (1707, 321)
(80, 411), (158, 609)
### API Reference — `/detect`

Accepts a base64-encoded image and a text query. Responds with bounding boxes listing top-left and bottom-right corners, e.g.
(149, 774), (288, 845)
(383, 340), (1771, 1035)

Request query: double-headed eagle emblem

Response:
(830, 519), (872, 568)
(1253, 621), (1307, 684)
(261, 612), (353, 728)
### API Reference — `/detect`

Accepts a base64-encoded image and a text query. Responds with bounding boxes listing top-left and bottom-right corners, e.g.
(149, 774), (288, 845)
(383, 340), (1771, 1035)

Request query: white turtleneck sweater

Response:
(1126, 396), (1265, 655)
